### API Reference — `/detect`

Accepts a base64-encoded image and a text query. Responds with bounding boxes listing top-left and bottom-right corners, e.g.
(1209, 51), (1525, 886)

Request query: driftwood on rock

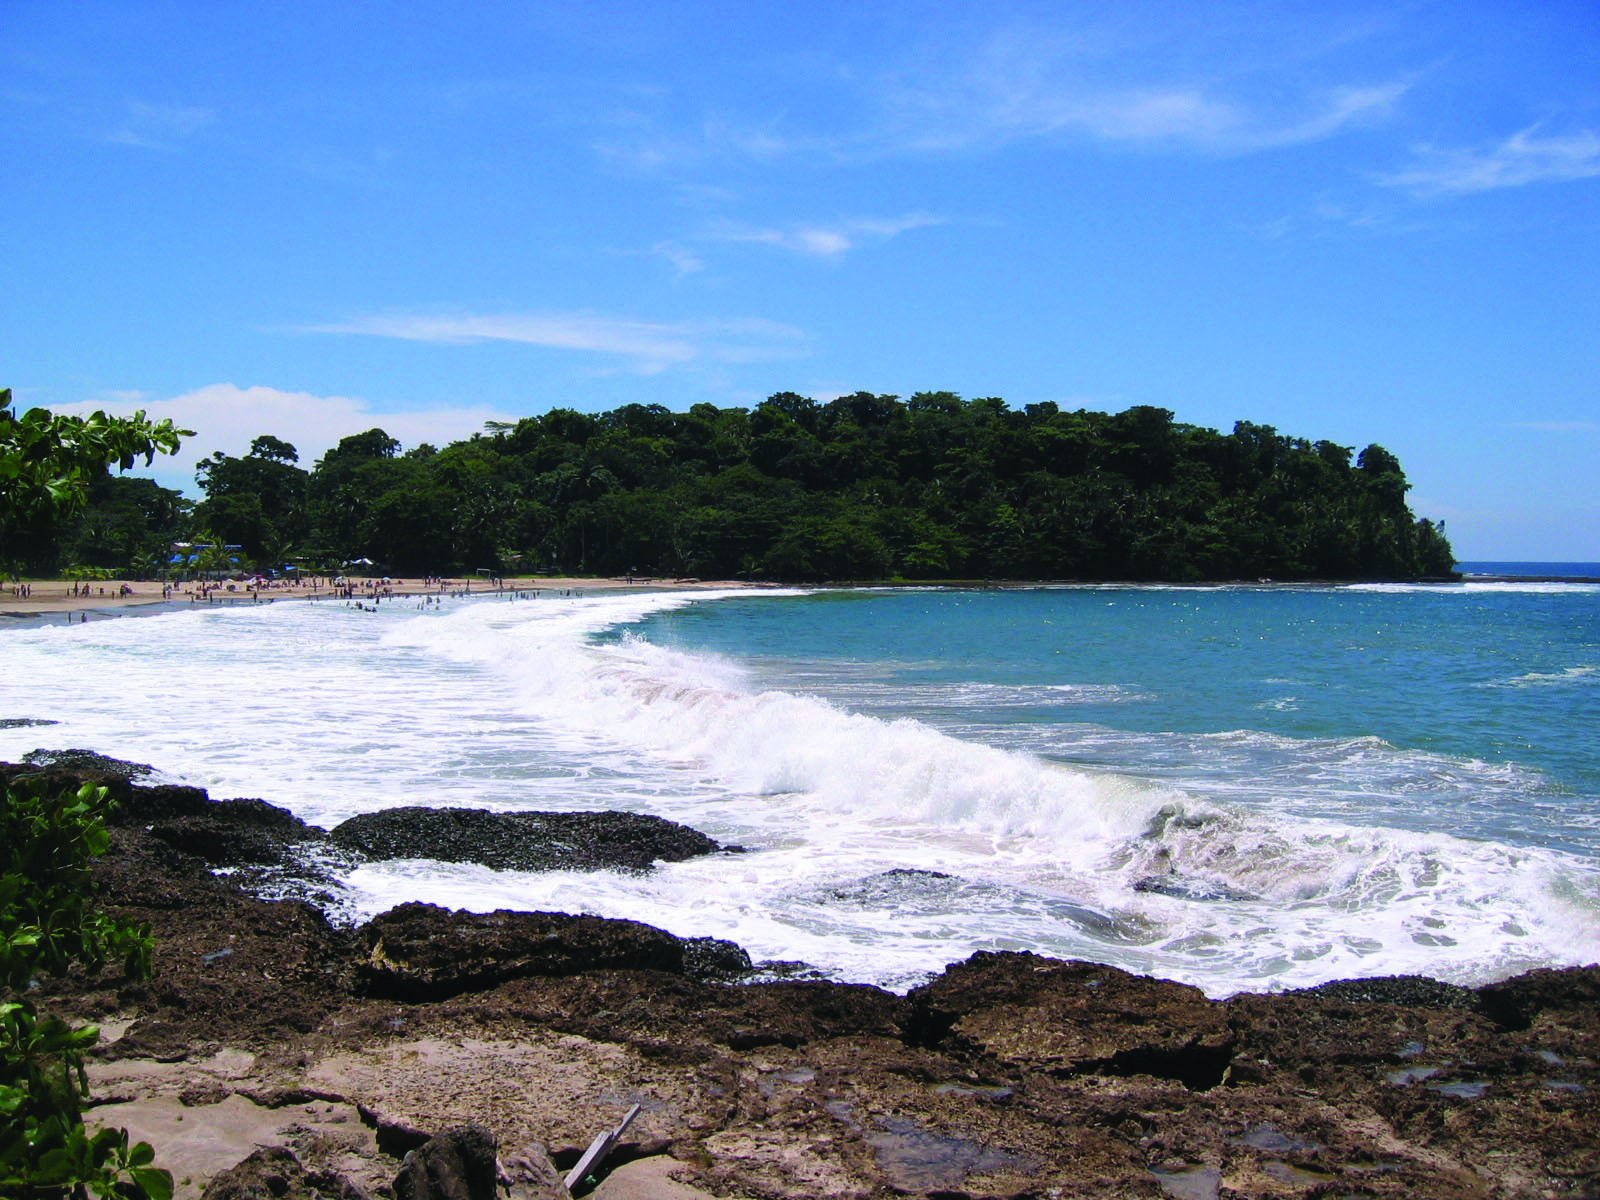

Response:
(563, 1104), (640, 1194)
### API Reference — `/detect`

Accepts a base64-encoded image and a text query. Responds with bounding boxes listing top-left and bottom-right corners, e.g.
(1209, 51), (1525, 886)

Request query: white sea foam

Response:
(4, 588), (1598, 997)
(1346, 581), (1600, 595)
(1482, 665), (1599, 688)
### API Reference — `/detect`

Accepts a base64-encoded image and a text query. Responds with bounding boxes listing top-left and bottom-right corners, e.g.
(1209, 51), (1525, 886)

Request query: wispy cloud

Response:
(302, 311), (806, 374)
(594, 114), (827, 172)
(1247, 83), (1409, 150)
(1379, 127), (1600, 196)
(913, 76), (1406, 155)
(584, 18), (1408, 173)
(1504, 420), (1600, 434)
(713, 213), (942, 259)
(104, 100), (214, 150)
(882, 26), (1408, 156)
(1248, 194), (1459, 239)
(649, 240), (706, 275)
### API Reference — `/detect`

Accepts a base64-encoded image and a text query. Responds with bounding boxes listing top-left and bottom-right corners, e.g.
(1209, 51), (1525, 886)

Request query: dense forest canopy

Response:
(25, 392), (1456, 582)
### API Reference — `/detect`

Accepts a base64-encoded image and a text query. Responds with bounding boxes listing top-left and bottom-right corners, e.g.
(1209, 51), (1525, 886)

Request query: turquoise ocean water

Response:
(3, 578), (1597, 996)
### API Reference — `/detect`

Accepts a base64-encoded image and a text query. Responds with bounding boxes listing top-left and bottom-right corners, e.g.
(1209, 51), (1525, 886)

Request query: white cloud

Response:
(302, 311), (806, 373)
(105, 100), (214, 150)
(1379, 127), (1600, 196)
(55, 383), (521, 495)
(715, 213), (942, 259)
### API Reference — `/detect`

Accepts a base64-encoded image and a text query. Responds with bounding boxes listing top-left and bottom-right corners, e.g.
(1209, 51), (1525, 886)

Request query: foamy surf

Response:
(361, 592), (1600, 994)
(3, 585), (1597, 997)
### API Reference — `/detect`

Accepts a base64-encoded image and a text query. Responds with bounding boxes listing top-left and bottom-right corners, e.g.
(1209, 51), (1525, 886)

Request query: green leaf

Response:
(131, 1164), (176, 1200)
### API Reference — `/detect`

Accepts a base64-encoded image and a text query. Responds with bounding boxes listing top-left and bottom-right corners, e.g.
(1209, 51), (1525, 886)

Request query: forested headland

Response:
(12, 392), (1457, 582)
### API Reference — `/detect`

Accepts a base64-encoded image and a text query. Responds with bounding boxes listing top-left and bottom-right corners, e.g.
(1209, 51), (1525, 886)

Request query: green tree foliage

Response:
(9, 388), (1457, 582)
(193, 436), (310, 563)
(0, 388), (189, 572)
(0, 777), (169, 1199)
(304, 397), (1458, 580)
(303, 428), (405, 565)
(21, 476), (191, 578)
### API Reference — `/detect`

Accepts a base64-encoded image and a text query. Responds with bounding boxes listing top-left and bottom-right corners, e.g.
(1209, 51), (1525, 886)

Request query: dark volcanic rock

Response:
(148, 797), (330, 867)
(0, 758), (210, 824)
(1475, 963), (1600, 1030)
(2, 761), (342, 905)
(29, 822), (360, 1057)
(392, 1124), (499, 1200)
(358, 903), (688, 1001)
(329, 805), (723, 872)
(907, 951), (1235, 1088)
(22, 747), (154, 777)
(109, 782), (216, 823)
(681, 935), (754, 982)
(200, 1145), (370, 1200)
(1296, 974), (1476, 1010)
(469, 971), (906, 1054)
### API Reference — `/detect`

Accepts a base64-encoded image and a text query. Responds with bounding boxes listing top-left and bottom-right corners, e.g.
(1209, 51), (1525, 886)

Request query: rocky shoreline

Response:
(4, 756), (1596, 1199)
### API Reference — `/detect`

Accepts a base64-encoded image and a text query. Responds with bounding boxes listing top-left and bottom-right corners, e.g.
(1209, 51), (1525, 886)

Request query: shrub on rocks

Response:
(0, 775), (171, 1199)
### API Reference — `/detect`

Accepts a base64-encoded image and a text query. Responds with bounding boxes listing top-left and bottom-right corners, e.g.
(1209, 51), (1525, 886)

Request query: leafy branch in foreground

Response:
(0, 388), (188, 526)
(0, 386), (190, 573)
(0, 776), (170, 1200)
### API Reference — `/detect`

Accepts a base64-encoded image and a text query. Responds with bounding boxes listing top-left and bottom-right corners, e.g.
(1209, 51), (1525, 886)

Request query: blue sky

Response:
(3, 1), (1596, 559)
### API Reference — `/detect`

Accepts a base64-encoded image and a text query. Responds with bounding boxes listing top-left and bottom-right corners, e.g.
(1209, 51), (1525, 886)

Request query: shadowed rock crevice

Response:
(1080, 1037), (1238, 1091)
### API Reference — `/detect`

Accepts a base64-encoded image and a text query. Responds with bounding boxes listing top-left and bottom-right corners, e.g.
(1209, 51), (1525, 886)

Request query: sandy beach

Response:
(1, 574), (758, 620)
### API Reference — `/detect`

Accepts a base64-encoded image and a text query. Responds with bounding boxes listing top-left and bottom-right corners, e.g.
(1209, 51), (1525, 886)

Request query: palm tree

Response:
(189, 531), (241, 580)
